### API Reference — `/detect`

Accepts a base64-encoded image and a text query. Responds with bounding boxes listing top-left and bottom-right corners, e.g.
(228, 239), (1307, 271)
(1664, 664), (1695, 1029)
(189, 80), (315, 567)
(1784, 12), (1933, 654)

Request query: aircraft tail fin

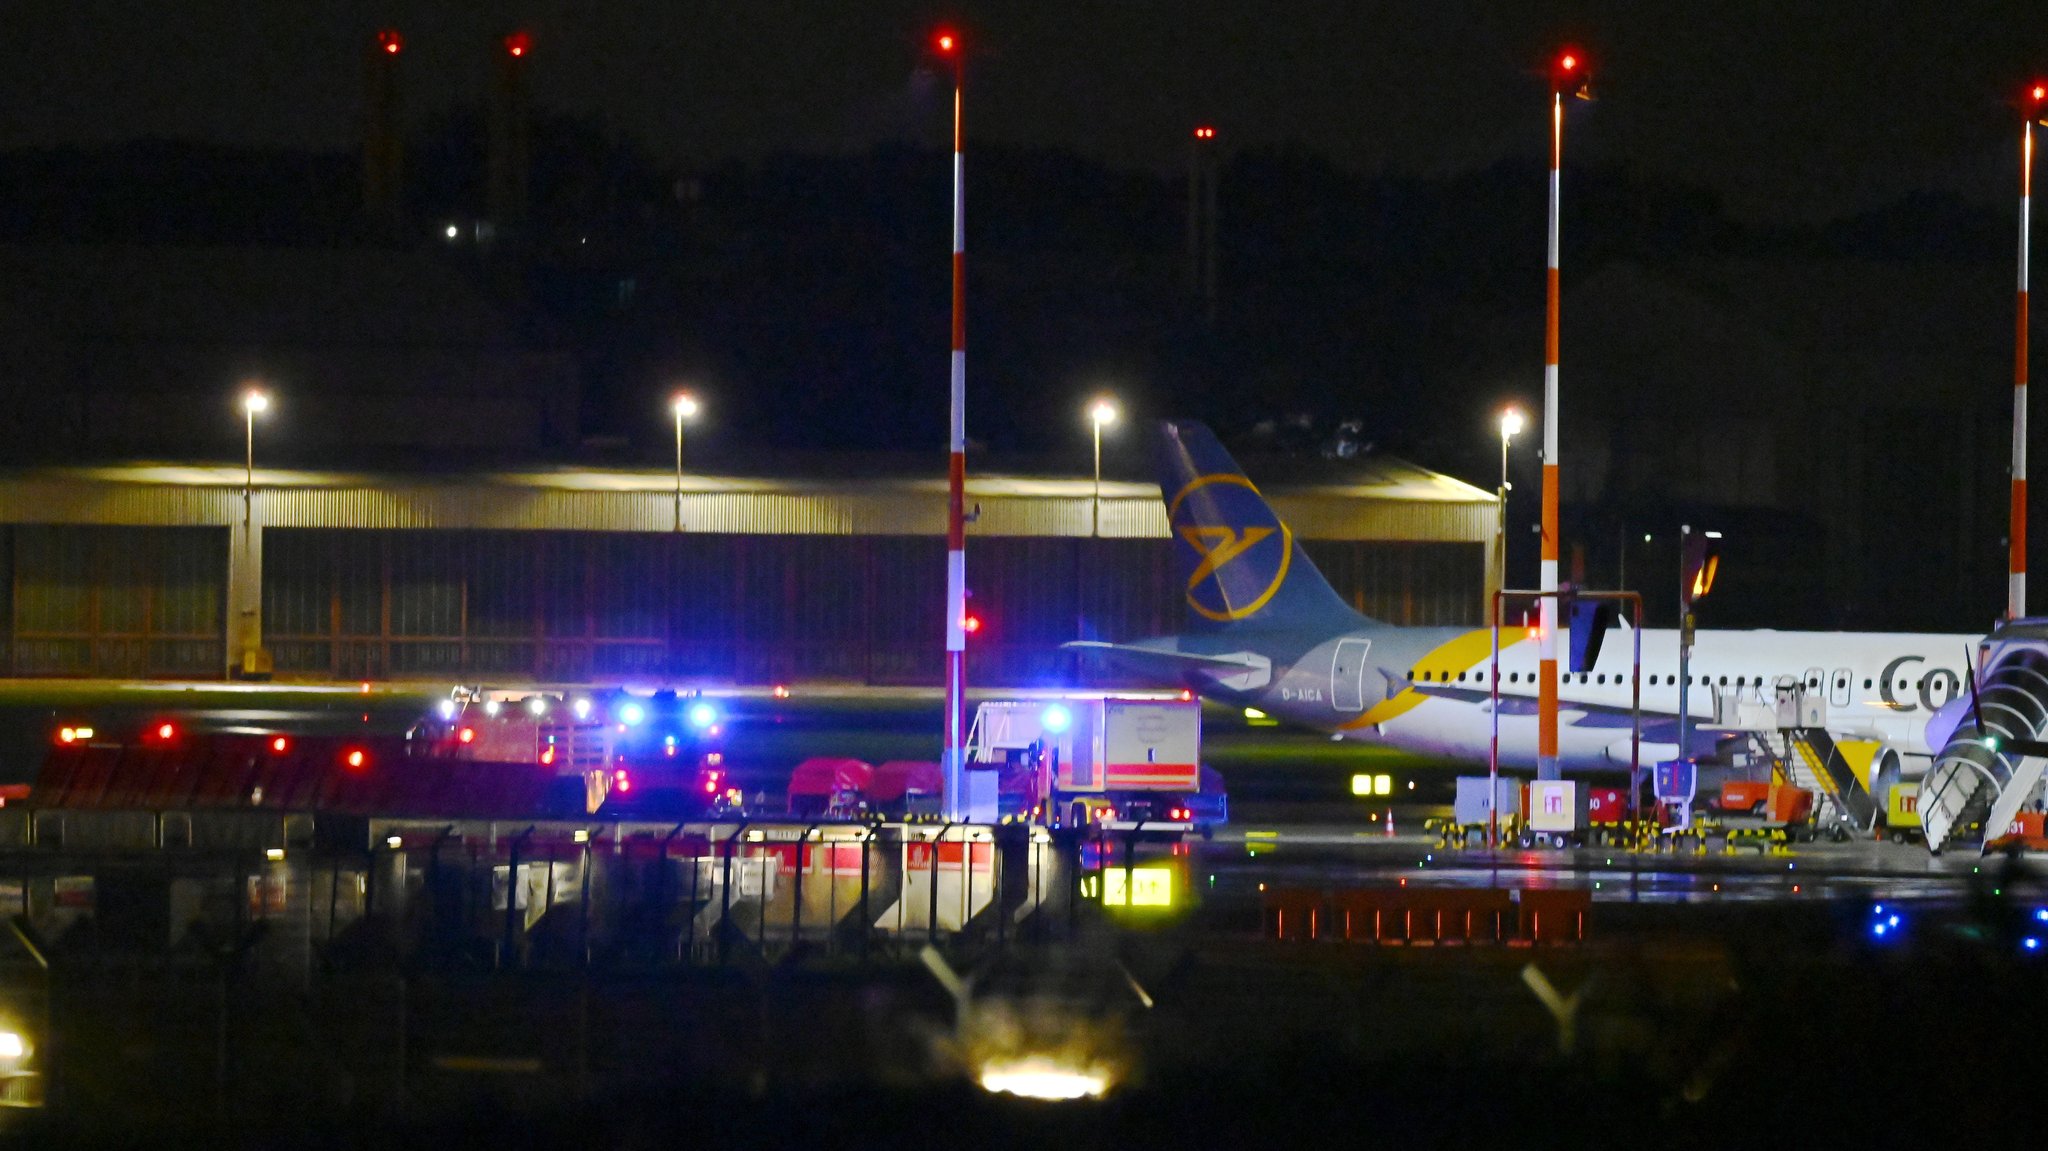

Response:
(1156, 420), (1374, 634)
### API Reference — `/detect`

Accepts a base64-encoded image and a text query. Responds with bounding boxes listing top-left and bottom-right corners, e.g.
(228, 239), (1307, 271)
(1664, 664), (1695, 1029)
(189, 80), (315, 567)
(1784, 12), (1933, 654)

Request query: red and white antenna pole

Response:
(2014, 84), (2043, 621)
(938, 30), (971, 819)
(1537, 52), (1581, 782)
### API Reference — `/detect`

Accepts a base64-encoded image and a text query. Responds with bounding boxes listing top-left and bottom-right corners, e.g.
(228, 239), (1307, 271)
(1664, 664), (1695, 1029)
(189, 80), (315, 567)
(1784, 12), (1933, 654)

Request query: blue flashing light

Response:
(687, 702), (719, 729)
(1873, 904), (1884, 915)
(618, 702), (647, 726)
(2035, 909), (2048, 923)
(2026, 937), (2042, 952)
(1888, 915), (1900, 928)
(1041, 703), (1072, 734)
(1872, 924), (1888, 938)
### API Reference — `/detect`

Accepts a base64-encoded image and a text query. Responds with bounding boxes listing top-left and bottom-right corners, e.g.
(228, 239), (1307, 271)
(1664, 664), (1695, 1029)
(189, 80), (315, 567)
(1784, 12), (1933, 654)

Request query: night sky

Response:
(5, 1), (2047, 225)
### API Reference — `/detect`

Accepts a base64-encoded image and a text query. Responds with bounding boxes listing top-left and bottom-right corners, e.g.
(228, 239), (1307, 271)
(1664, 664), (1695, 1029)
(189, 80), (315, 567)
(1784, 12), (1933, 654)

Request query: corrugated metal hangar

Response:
(0, 458), (1496, 685)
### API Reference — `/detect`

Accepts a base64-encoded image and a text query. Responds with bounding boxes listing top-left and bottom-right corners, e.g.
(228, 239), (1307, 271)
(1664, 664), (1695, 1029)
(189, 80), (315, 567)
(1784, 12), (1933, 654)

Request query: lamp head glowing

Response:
(242, 389), (270, 416)
(1499, 408), (1524, 439)
(672, 392), (700, 421)
(1089, 398), (1119, 428)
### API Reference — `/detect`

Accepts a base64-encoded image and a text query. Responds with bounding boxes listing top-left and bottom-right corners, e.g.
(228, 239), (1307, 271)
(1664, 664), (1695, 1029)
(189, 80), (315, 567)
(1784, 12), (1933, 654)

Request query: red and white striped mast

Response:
(936, 29), (971, 819)
(2013, 82), (2046, 621)
(1537, 49), (1584, 781)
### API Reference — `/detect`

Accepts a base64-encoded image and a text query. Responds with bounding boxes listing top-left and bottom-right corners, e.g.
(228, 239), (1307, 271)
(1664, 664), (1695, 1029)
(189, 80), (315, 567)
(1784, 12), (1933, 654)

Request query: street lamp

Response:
(241, 388), (269, 528)
(1088, 397), (1118, 537)
(670, 391), (700, 531)
(1497, 408), (1523, 601)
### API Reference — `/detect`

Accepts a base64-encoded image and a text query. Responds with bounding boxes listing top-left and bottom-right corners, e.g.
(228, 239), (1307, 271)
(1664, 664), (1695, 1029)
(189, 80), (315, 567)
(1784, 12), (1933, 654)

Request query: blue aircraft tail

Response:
(1155, 420), (1375, 634)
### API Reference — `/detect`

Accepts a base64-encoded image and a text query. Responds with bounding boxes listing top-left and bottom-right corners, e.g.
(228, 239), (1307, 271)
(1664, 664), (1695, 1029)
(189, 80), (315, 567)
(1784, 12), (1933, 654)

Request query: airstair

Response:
(1780, 727), (1877, 832)
(1707, 681), (1876, 832)
(1921, 626), (2048, 855)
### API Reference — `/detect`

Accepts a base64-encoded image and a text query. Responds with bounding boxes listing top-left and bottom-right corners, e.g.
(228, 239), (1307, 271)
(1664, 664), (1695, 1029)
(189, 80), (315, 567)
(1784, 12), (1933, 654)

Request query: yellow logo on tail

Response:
(1180, 525), (1274, 587)
(1169, 473), (1293, 622)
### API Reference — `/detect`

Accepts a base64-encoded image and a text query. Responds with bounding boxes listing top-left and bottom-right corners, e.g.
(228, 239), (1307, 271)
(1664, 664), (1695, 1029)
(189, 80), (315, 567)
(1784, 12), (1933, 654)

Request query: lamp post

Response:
(1088, 398), (1118, 537)
(671, 392), (699, 531)
(1497, 408), (1522, 604)
(241, 388), (269, 530)
(235, 387), (270, 679)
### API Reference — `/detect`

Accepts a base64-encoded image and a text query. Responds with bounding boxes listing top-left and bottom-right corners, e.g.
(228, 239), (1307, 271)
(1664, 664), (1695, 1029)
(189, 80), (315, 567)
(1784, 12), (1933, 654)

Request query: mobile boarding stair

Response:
(1706, 682), (1878, 835)
(1921, 624), (2048, 856)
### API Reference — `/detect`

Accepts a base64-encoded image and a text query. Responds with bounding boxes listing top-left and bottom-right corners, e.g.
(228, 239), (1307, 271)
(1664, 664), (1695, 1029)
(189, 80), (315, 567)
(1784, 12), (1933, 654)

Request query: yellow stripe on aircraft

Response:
(1344, 626), (1532, 729)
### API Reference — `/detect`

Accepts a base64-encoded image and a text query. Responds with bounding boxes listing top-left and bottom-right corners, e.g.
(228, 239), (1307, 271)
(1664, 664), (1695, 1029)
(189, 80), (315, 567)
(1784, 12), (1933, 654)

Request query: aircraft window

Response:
(1806, 678), (1818, 688)
(1896, 680), (1907, 690)
(1863, 679), (1872, 689)
(1718, 676), (1728, 686)
(1406, 670), (1414, 681)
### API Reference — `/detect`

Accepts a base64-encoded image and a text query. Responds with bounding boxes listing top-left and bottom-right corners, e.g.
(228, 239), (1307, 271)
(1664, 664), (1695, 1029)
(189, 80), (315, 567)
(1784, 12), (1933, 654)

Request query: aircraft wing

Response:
(1406, 681), (1739, 750)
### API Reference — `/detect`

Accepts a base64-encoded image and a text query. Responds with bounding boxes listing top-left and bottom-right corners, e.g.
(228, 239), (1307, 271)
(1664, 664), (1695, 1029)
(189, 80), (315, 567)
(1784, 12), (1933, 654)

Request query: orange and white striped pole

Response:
(2014, 82), (2045, 621)
(937, 30), (971, 819)
(1537, 51), (1581, 781)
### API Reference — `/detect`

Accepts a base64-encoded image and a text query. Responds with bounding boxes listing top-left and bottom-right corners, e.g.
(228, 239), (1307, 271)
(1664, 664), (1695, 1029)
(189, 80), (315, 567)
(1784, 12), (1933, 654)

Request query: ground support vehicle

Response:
(966, 696), (1226, 834)
(413, 686), (734, 817)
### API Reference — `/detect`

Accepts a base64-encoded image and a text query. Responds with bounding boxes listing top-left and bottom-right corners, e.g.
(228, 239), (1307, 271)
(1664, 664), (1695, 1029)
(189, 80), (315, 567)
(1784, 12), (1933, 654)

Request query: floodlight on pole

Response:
(1497, 407), (1523, 601)
(241, 388), (269, 524)
(1089, 397), (1118, 537)
(671, 391), (699, 531)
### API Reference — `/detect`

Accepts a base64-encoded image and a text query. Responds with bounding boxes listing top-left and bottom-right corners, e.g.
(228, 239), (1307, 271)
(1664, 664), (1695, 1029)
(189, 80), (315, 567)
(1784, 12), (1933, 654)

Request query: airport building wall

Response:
(0, 465), (1492, 684)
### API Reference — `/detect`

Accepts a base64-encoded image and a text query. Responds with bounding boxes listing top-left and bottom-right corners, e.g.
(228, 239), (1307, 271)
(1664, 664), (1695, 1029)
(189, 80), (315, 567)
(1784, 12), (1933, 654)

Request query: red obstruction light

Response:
(345, 749), (367, 769)
(270, 736), (289, 753)
(458, 727), (476, 744)
(155, 722), (176, 741)
(1193, 126), (1217, 140)
(504, 30), (531, 58)
(961, 614), (982, 635)
(2029, 81), (2048, 123)
(1550, 48), (1593, 98)
(376, 29), (403, 56)
(934, 30), (958, 54)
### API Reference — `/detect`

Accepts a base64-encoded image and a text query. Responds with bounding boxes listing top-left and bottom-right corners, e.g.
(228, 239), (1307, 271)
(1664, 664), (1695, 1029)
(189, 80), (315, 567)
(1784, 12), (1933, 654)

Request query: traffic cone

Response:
(1384, 807), (1395, 838)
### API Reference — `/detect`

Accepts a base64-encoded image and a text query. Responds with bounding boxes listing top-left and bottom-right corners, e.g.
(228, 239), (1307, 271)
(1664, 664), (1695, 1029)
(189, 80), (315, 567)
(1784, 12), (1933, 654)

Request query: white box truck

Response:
(967, 696), (1224, 832)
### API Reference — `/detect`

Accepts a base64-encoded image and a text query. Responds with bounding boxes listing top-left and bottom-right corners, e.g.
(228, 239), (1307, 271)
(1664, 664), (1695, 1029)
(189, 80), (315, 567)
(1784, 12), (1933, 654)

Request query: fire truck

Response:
(410, 686), (737, 816)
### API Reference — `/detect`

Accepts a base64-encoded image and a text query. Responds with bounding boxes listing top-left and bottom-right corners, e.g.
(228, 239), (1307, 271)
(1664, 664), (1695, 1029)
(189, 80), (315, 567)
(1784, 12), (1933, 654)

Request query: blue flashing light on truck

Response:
(412, 686), (736, 817)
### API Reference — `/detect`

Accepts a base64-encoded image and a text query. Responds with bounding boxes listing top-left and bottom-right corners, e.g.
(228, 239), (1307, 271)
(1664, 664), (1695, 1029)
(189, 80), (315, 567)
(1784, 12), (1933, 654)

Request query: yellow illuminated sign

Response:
(1100, 866), (1175, 908)
(1351, 773), (1394, 797)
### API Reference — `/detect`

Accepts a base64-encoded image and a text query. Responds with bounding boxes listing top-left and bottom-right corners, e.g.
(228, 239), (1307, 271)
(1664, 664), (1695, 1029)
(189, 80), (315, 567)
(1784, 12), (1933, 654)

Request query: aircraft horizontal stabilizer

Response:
(1063, 641), (1273, 691)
